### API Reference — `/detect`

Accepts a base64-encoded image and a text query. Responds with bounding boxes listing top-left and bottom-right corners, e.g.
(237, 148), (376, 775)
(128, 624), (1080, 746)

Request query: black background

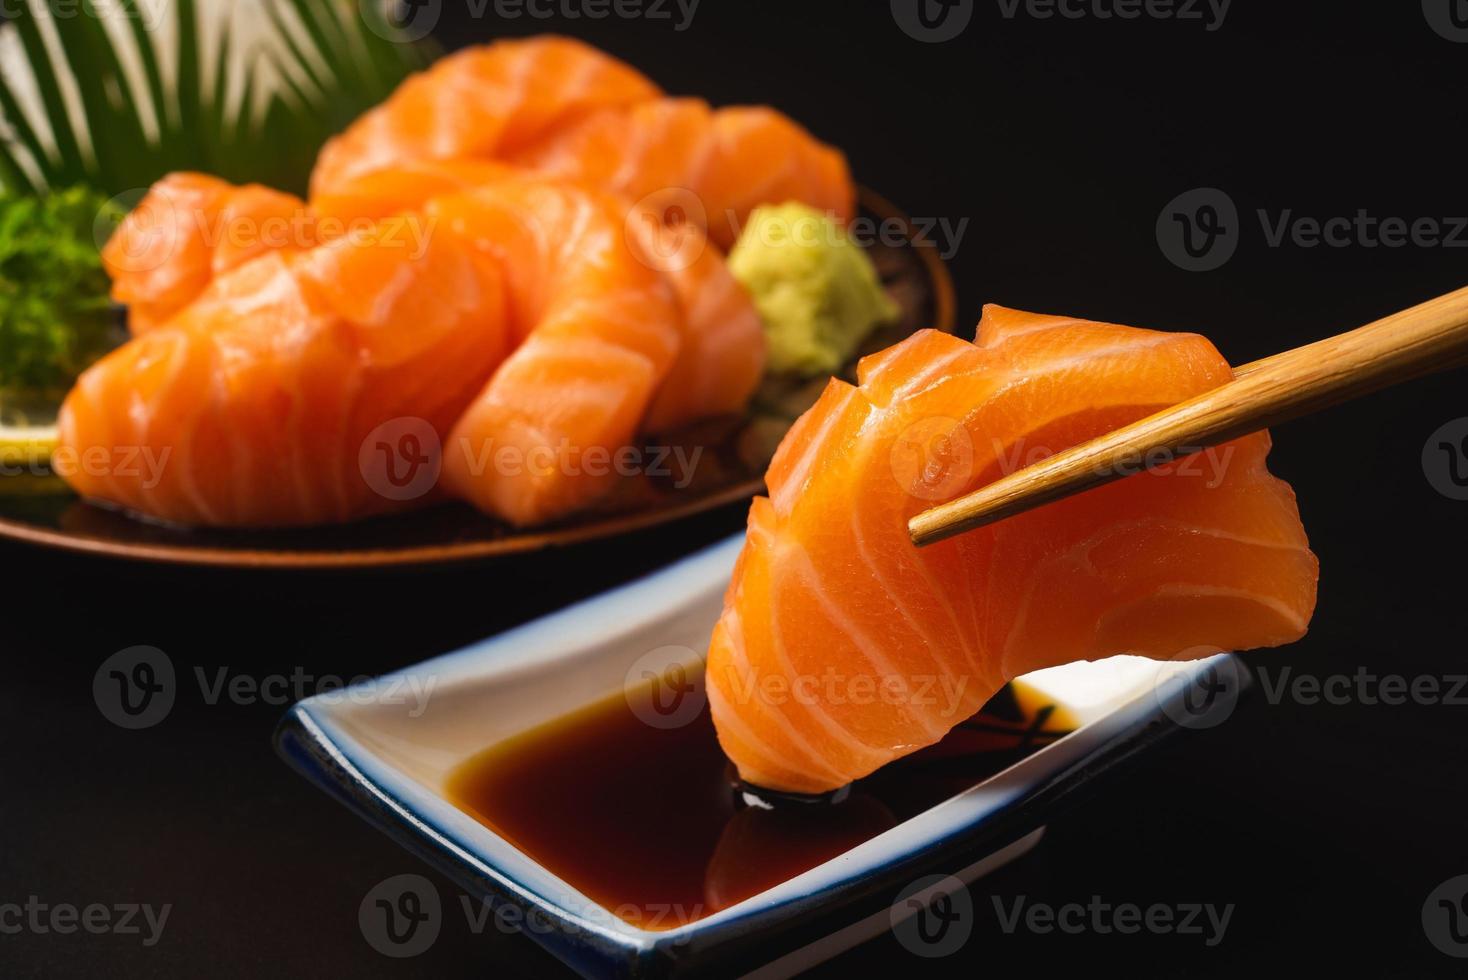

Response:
(5, 1), (1468, 976)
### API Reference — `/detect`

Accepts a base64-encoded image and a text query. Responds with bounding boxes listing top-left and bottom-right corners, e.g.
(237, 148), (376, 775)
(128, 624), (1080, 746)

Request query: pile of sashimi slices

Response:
(63, 35), (851, 528)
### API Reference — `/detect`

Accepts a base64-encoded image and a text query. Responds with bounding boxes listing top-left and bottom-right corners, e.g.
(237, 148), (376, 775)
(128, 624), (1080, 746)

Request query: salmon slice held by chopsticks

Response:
(707, 306), (1319, 795)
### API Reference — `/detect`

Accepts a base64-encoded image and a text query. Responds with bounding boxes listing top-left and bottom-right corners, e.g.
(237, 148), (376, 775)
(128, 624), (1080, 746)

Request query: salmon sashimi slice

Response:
(309, 159), (522, 224)
(625, 203), (767, 434)
(430, 178), (683, 526)
(708, 307), (1319, 794)
(58, 216), (509, 527)
(318, 163), (767, 433)
(307, 36), (855, 252)
(514, 98), (857, 249)
(310, 36), (662, 202)
(102, 173), (315, 334)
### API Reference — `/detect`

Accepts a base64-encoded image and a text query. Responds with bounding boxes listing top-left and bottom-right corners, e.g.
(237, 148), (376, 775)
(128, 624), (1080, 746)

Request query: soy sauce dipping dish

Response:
(275, 535), (1247, 978)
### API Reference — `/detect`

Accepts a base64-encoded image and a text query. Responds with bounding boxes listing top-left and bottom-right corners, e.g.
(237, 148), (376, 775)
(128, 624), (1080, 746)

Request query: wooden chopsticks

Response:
(908, 284), (1468, 547)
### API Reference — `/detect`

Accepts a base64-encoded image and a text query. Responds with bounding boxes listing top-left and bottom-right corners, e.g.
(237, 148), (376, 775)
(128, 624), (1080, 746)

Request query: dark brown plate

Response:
(0, 189), (955, 569)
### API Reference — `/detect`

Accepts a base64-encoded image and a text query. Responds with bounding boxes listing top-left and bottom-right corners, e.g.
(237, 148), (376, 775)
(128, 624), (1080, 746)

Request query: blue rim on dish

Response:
(275, 535), (1248, 977)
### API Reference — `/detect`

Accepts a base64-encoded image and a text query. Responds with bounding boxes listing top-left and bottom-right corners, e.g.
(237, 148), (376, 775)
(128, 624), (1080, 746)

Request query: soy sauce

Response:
(444, 682), (1074, 930)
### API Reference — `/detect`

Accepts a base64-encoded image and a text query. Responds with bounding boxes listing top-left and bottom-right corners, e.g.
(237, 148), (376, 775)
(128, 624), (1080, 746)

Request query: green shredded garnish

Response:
(0, 186), (122, 396)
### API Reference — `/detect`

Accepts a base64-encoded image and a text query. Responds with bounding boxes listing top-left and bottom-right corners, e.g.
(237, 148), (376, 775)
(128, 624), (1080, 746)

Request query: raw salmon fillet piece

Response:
(318, 162), (767, 435)
(707, 307), (1319, 794)
(311, 36), (662, 200)
(103, 173), (314, 334)
(59, 215), (509, 527)
(429, 177), (684, 525)
(513, 98), (856, 249)
(624, 199), (767, 434)
(308, 38), (855, 251)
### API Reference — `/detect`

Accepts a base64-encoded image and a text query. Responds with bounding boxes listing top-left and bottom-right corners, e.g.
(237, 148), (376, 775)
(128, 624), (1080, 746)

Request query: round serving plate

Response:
(0, 188), (957, 569)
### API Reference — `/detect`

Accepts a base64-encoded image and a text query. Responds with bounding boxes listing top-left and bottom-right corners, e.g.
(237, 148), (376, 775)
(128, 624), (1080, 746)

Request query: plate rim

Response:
(0, 186), (957, 570)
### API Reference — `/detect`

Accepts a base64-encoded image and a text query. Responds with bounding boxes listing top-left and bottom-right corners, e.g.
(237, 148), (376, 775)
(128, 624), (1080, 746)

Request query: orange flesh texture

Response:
(308, 38), (855, 252)
(71, 158), (773, 526)
(59, 221), (509, 527)
(102, 173), (313, 334)
(707, 307), (1319, 794)
(430, 180), (682, 526)
(309, 37), (664, 200)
